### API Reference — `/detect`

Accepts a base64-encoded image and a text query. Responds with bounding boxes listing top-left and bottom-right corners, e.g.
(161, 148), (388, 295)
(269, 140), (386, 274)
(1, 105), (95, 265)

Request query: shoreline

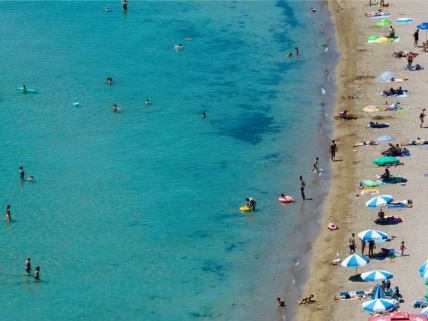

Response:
(296, 0), (360, 320)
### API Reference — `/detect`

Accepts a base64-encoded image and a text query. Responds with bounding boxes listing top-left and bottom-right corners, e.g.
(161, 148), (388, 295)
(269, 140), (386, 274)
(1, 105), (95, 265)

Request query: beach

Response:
(297, 1), (428, 321)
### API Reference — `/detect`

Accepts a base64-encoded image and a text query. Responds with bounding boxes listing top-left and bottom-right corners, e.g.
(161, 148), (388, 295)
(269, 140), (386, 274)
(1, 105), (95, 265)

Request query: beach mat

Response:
(362, 179), (379, 187)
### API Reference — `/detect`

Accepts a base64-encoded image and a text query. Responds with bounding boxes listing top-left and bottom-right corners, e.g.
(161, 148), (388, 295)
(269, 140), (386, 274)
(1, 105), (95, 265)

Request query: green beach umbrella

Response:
(372, 156), (400, 166)
(376, 19), (392, 27)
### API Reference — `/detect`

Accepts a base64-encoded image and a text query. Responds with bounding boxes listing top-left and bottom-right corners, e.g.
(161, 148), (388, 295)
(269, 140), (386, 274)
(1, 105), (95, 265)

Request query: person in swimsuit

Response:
(25, 257), (32, 274)
(414, 29), (419, 47)
(312, 157), (319, 173)
(349, 233), (356, 254)
(420, 108), (426, 128)
(277, 297), (286, 307)
(5, 205), (11, 222)
(330, 140), (337, 161)
(34, 266), (40, 280)
(145, 98), (151, 105)
(295, 47), (299, 57)
(122, 0), (128, 11)
(201, 112), (206, 119)
(112, 104), (120, 112)
(299, 176), (306, 200)
(19, 166), (25, 179)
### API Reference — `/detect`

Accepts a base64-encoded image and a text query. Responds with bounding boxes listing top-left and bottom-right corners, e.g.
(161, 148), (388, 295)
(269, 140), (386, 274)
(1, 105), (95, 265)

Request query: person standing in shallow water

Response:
(299, 176), (306, 200)
(5, 205), (11, 222)
(122, 0), (128, 11)
(25, 257), (32, 274)
(34, 266), (40, 280)
(330, 140), (338, 161)
(19, 166), (25, 179)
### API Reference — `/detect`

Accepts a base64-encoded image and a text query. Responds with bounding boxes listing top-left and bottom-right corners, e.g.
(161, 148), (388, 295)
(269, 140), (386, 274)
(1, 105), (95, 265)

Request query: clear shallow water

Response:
(0, 1), (336, 320)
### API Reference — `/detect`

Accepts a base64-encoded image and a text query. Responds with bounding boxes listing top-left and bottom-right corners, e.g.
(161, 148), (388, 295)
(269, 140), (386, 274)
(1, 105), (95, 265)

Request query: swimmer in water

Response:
(22, 85), (27, 93)
(201, 112), (206, 119)
(287, 52), (293, 58)
(122, 0), (128, 11)
(106, 77), (112, 85)
(175, 43), (184, 51)
(104, 6), (110, 12)
(25, 257), (32, 274)
(112, 104), (120, 112)
(27, 176), (36, 182)
(19, 166), (25, 180)
(312, 157), (319, 173)
(277, 297), (286, 307)
(145, 98), (151, 105)
(311, 7), (317, 13)
(6, 205), (11, 222)
(34, 266), (40, 280)
(295, 47), (299, 56)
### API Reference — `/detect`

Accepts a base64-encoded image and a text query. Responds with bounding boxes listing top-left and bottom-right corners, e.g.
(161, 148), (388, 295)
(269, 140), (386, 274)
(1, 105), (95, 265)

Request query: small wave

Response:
(321, 88), (326, 95)
(293, 258), (300, 267)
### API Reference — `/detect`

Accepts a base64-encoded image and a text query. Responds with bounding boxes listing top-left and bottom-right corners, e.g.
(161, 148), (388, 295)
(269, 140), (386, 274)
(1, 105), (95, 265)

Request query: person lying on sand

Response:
(334, 294), (366, 300)
(353, 140), (378, 147)
(298, 294), (316, 305)
(392, 51), (418, 59)
(402, 138), (428, 146)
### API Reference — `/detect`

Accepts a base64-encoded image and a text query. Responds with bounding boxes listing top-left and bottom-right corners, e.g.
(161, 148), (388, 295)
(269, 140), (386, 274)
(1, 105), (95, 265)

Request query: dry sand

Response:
(296, 1), (428, 320)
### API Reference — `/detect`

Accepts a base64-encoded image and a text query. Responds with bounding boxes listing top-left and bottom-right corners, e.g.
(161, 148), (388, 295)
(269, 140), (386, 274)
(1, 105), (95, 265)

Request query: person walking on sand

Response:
(330, 140), (338, 161)
(414, 29), (419, 47)
(5, 205), (11, 222)
(400, 241), (406, 256)
(368, 240), (376, 257)
(349, 233), (356, 254)
(420, 108), (426, 128)
(312, 157), (319, 173)
(299, 176), (306, 200)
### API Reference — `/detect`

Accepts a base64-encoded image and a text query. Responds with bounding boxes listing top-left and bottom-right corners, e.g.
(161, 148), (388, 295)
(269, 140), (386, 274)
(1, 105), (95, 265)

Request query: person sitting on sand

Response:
(277, 297), (286, 307)
(380, 168), (391, 181)
(298, 294), (315, 305)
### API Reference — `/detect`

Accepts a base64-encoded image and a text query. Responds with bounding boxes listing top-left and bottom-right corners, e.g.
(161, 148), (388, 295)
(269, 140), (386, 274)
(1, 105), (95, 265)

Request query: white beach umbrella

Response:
(362, 298), (396, 312)
(361, 270), (393, 282)
(358, 229), (389, 242)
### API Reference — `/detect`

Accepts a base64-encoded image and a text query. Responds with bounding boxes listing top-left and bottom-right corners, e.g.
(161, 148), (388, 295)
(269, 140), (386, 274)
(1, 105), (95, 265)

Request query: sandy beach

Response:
(296, 1), (428, 320)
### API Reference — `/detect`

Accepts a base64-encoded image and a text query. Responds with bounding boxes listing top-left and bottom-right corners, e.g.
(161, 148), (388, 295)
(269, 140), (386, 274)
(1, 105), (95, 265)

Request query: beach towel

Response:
(370, 122), (390, 128)
(370, 14), (390, 19)
(368, 36), (399, 43)
(361, 188), (379, 195)
(377, 176), (407, 184)
(396, 18), (413, 24)
(363, 105), (380, 113)
(388, 200), (412, 208)
(387, 203), (409, 209)
(404, 64), (424, 71)
(361, 179), (379, 187)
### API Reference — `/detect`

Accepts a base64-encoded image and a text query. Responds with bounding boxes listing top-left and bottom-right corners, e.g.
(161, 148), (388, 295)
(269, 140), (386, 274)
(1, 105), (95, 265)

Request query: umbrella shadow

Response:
(348, 274), (364, 282)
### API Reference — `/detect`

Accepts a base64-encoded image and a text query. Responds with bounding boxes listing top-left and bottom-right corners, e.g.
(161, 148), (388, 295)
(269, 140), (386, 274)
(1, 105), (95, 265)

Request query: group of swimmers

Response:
(25, 257), (40, 280)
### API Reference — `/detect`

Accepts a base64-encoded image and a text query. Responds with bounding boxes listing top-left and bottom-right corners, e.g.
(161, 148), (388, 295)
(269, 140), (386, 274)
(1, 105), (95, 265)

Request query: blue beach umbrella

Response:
(358, 229), (389, 242)
(362, 298), (396, 312)
(376, 135), (395, 142)
(377, 71), (396, 83)
(421, 268), (428, 279)
(365, 195), (394, 208)
(421, 307), (428, 316)
(372, 283), (386, 299)
(361, 270), (393, 282)
(341, 253), (370, 275)
(417, 22), (428, 41)
(419, 260), (428, 276)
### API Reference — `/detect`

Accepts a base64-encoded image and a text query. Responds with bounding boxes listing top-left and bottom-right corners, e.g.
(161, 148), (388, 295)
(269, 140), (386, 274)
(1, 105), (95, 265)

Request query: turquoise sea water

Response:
(0, 1), (336, 320)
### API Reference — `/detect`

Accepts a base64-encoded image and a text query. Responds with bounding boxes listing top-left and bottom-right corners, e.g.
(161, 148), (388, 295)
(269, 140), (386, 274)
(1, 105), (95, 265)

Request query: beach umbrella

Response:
(372, 283), (386, 299)
(376, 135), (395, 142)
(362, 298), (396, 313)
(419, 260), (428, 276)
(376, 19), (392, 27)
(358, 229), (389, 242)
(341, 253), (369, 275)
(421, 268), (428, 280)
(372, 156), (400, 166)
(377, 71), (396, 82)
(417, 22), (428, 41)
(361, 270), (393, 282)
(365, 195), (394, 208)
(421, 307), (428, 316)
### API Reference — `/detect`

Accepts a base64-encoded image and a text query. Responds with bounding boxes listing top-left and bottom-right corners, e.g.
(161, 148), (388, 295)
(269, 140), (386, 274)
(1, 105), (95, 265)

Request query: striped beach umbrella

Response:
(366, 195), (394, 208)
(362, 298), (396, 312)
(361, 270), (393, 282)
(358, 229), (389, 242)
(341, 254), (370, 275)
(372, 283), (386, 299)
(420, 260), (428, 276)
(421, 307), (428, 316)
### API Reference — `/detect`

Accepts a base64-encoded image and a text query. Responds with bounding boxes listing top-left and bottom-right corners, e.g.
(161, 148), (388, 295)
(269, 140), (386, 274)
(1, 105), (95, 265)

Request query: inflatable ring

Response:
(278, 196), (294, 204)
(327, 223), (338, 230)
